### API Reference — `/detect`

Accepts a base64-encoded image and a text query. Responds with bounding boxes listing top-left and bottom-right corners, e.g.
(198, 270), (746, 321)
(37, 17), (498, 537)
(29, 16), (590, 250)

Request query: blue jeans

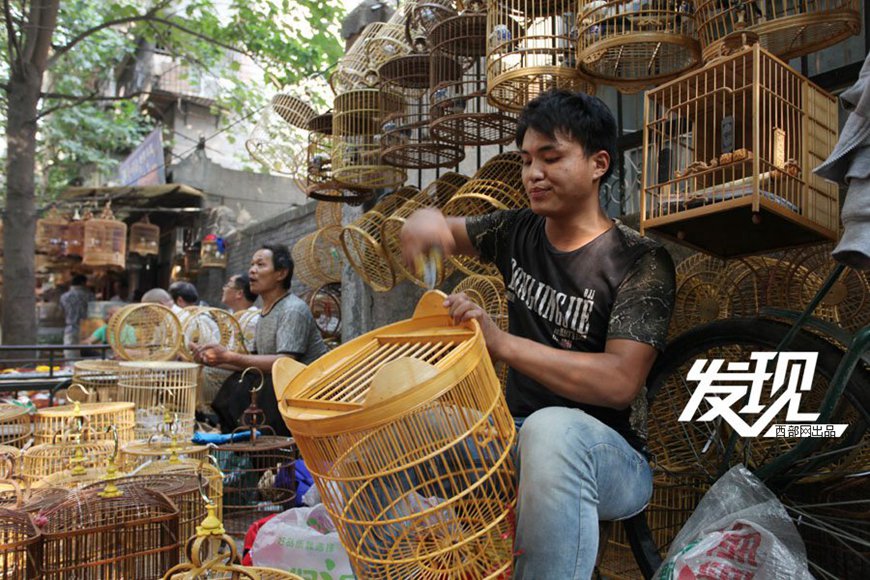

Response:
(513, 407), (653, 579)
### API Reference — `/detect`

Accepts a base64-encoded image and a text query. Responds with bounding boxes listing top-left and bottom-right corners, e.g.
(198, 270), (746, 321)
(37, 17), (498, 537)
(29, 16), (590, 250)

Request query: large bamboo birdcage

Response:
(72, 360), (121, 402)
(121, 439), (209, 472)
(306, 283), (343, 342)
(381, 172), (470, 288)
(234, 309), (260, 355)
(39, 485), (180, 579)
(109, 303), (183, 361)
(118, 362), (199, 440)
(33, 401), (135, 446)
(640, 43), (840, 258)
(315, 200), (343, 229)
(486, 0), (596, 112)
(331, 21), (411, 94)
(305, 114), (373, 206)
(0, 507), (42, 579)
(21, 440), (115, 486)
(270, 94), (317, 129)
(378, 53), (466, 169)
(129, 215), (160, 256)
(474, 150), (525, 190)
(33, 425), (127, 490)
(136, 459), (224, 520)
(429, 12), (518, 146)
(576, 0), (702, 91)
(64, 217), (85, 257)
(0, 405), (31, 448)
(275, 291), (516, 579)
(693, 0), (861, 63)
(36, 206), (70, 257)
(246, 96), (309, 179)
(292, 226), (344, 289)
(180, 308), (246, 361)
(82, 202), (127, 269)
(340, 187), (419, 292)
(332, 89), (408, 189)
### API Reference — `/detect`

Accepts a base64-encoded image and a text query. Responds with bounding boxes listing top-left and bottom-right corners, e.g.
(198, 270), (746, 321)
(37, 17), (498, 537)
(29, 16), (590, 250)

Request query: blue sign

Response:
(117, 128), (166, 186)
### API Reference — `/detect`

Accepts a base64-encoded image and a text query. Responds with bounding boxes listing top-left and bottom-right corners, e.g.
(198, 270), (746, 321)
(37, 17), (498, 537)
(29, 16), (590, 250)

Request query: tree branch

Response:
(3, 0), (20, 64)
(35, 90), (145, 120)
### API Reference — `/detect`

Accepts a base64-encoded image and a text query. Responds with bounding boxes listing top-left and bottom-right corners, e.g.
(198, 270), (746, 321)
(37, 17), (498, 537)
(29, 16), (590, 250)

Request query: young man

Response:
(400, 90), (676, 578)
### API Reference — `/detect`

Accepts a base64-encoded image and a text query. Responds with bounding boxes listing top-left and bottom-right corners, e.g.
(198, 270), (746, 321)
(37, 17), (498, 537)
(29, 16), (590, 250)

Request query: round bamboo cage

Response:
(246, 100), (308, 179)
(381, 172), (470, 287)
(118, 361), (199, 440)
(0, 508), (42, 579)
(340, 187), (419, 292)
(305, 283), (343, 341)
(453, 275), (509, 388)
(0, 483), (70, 513)
(693, 0), (861, 63)
(72, 360), (121, 402)
(315, 200), (343, 229)
(121, 439), (209, 472)
(378, 53), (466, 169)
(331, 22), (411, 94)
(82, 203), (127, 269)
(332, 89), (408, 189)
(33, 401), (135, 446)
(180, 307), (245, 361)
(39, 485), (180, 579)
(36, 206), (69, 257)
(129, 215), (161, 256)
(429, 13), (518, 146)
(0, 445), (21, 469)
(407, 0), (459, 43)
(307, 180), (376, 204)
(576, 0), (702, 90)
(21, 440), (114, 486)
(234, 309), (261, 355)
(474, 150), (524, 190)
(109, 303), (183, 361)
(136, 459), (224, 522)
(487, 0), (596, 112)
(64, 218), (85, 257)
(305, 113), (339, 195)
(201, 237), (228, 269)
(276, 291), (516, 579)
(33, 430), (125, 489)
(292, 225), (344, 289)
(0, 405), (31, 448)
(270, 93), (317, 129)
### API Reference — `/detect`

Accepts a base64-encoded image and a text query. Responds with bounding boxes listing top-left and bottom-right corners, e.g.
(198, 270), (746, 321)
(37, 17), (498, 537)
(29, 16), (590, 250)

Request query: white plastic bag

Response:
(655, 465), (813, 580)
(250, 504), (355, 580)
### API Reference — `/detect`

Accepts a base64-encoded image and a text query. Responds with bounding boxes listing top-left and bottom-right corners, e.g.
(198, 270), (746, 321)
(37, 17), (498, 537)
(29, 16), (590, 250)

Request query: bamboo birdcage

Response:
(0, 482), (70, 514)
(429, 12), (518, 146)
(275, 291), (516, 579)
(0, 405), (31, 448)
(576, 0), (702, 91)
(234, 309), (260, 355)
(271, 93), (317, 129)
(39, 484), (180, 579)
(72, 360), (121, 402)
(64, 217), (85, 257)
(34, 424), (127, 490)
(378, 53), (466, 169)
(453, 274), (510, 389)
(486, 0), (596, 112)
(331, 21), (411, 94)
(315, 200), (343, 229)
(118, 361), (199, 440)
(381, 172), (470, 288)
(292, 226), (344, 289)
(121, 439), (209, 472)
(201, 237), (228, 269)
(246, 96), (309, 180)
(340, 187), (419, 292)
(82, 202), (127, 269)
(180, 308), (246, 361)
(640, 43), (839, 258)
(474, 150), (525, 190)
(0, 507), (42, 579)
(109, 303), (183, 361)
(33, 401), (135, 446)
(694, 0), (861, 63)
(130, 215), (161, 256)
(306, 283), (343, 342)
(36, 206), (69, 257)
(136, 459), (224, 520)
(21, 441), (115, 486)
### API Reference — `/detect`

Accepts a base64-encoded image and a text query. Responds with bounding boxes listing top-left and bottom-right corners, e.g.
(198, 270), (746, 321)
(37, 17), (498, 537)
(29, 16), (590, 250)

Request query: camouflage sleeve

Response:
(464, 209), (522, 269)
(607, 246), (676, 351)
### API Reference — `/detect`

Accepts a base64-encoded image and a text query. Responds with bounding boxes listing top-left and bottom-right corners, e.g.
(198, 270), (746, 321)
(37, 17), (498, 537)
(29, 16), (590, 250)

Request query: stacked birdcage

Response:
(277, 291), (517, 579)
(39, 484), (180, 579)
(246, 94), (312, 179)
(292, 226), (344, 289)
(118, 362), (199, 440)
(640, 43), (840, 257)
(129, 215), (160, 256)
(72, 360), (121, 402)
(0, 405), (31, 448)
(575, 0), (702, 91)
(487, 0), (596, 112)
(331, 20), (410, 94)
(429, 11), (517, 146)
(341, 187), (419, 292)
(33, 401), (135, 445)
(381, 172), (470, 288)
(180, 307), (246, 360)
(108, 303), (182, 361)
(0, 506), (42, 579)
(693, 0), (861, 63)
(82, 202), (127, 269)
(444, 152), (527, 276)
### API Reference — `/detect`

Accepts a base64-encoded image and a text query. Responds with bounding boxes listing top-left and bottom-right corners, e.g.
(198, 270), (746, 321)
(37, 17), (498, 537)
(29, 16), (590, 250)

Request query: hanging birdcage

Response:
(108, 303), (183, 361)
(429, 12), (517, 146)
(39, 484), (179, 579)
(306, 283), (343, 342)
(487, 0), (596, 112)
(33, 400), (135, 446)
(693, 0), (861, 63)
(72, 360), (121, 402)
(118, 362), (199, 440)
(246, 97), (309, 180)
(315, 200), (343, 229)
(340, 187), (419, 292)
(0, 507), (42, 579)
(275, 291), (516, 579)
(36, 206), (69, 257)
(201, 235), (227, 269)
(640, 43), (839, 258)
(292, 226), (344, 289)
(129, 215), (160, 256)
(381, 172), (469, 288)
(82, 202), (127, 269)
(64, 217), (85, 258)
(270, 93), (317, 129)
(576, 0), (702, 91)
(180, 307), (246, 361)
(378, 53), (466, 169)
(0, 405), (31, 448)
(331, 21), (411, 94)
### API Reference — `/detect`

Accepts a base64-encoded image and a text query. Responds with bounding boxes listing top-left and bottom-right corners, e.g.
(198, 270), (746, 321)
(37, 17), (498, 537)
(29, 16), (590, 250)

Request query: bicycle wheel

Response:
(646, 318), (870, 577)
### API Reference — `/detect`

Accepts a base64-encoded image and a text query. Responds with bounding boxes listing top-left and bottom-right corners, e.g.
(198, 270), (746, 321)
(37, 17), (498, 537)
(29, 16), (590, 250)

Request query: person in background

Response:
(60, 274), (93, 362)
(141, 288), (173, 306)
(222, 272), (260, 354)
(109, 279), (129, 302)
(82, 304), (134, 354)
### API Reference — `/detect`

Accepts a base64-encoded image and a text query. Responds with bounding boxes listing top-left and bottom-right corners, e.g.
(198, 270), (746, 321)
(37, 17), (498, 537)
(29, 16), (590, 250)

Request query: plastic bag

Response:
(655, 465), (813, 580)
(250, 504), (356, 580)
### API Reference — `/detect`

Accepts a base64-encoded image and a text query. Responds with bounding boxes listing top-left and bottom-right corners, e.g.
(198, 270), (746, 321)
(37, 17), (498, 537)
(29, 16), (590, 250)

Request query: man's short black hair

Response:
(71, 274), (87, 286)
(260, 243), (294, 289)
(169, 281), (199, 304)
(234, 273), (257, 302)
(516, 89), (618, 183)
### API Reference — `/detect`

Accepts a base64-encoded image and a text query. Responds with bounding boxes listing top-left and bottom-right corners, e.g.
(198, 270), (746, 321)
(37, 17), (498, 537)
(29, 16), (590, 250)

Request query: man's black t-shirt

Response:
(465, 209), (676, 452)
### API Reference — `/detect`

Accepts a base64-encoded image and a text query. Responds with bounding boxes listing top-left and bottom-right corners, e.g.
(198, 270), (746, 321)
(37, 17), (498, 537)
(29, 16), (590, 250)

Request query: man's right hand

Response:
(399, 208), (457, 271)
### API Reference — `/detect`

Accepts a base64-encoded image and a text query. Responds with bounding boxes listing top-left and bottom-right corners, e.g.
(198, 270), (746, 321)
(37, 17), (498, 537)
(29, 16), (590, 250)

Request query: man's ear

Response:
(591, 150), (610, 182)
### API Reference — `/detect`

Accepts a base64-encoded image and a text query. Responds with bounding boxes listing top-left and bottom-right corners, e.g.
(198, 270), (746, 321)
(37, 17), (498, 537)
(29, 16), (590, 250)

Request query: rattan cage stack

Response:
(82, 203), (127, 269)
(0, 507), (42, 579)
(118, 362), (199, 440)
(130, 215), (161, 256)
(0, 405), (31, 448)
(641, 43), (840, 258)
(292, 226), (345, 289)
(33, 401), (135, 446)
(381, 172), (470, 288)
(109, 303), (183, 361)
(276, 291), (517, 579)
(72, 360), (121, 402)
(341, 187), (419, 292)
(487, 0), (596, 112)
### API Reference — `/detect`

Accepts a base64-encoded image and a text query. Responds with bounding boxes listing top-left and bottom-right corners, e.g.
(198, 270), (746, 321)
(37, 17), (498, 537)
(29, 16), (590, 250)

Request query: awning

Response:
(60, 184), (206, 229)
